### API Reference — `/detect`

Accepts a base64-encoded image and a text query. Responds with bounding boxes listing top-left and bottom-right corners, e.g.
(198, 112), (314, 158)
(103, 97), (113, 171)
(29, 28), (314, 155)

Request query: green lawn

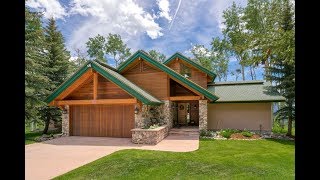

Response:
(25, 129), (61, 145)
(54, 139), (295, 180)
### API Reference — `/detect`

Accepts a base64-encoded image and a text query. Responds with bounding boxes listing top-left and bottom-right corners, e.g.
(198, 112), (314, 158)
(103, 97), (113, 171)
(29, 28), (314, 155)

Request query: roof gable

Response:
(117, 50), (219, 101)
(45, 61), (162, 105)
(163, 52), (217, 80)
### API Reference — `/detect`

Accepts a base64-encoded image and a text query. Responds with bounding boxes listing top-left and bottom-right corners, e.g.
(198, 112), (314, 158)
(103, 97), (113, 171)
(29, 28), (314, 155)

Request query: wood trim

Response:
(93, 72), (98, 100)
(56, 70), (93, 100)
(169, 77), (202, 96)
(169, 96), (200, 101)
(55, 99), (137, 105)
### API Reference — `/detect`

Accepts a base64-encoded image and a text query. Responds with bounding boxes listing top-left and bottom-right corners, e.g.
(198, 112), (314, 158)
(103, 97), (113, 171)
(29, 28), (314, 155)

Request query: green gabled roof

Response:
(45, 60), (162, 105)
(163, 52), (217, 80)
(117, 50), (219, 101)
(207, 80), (285, 103)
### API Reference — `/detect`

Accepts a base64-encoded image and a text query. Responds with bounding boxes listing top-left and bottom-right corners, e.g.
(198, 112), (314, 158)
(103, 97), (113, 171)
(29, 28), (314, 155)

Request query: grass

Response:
(54, 139), (295, 180)
(25, 128), (61, 145)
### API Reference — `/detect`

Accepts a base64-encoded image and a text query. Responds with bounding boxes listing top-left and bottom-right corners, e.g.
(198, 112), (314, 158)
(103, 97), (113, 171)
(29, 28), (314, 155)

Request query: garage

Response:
(70, 104), (134, 137)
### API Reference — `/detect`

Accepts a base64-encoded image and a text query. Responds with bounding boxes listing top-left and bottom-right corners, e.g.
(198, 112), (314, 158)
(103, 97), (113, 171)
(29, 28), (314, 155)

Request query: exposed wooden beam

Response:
(93, 72), (98, 100)
(169, 96), (201, 101)
(55, 99), (137, 105)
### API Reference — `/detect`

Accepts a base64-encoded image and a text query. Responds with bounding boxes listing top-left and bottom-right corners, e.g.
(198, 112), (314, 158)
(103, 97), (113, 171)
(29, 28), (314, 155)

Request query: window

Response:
(180, 63), (191, 78)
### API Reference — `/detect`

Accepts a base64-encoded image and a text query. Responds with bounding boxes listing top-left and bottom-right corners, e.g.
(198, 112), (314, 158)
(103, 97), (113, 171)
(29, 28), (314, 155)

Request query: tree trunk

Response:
(31, 121), (35, 132)
(114, 55), (117, 67)
(249, 66), (254, 80)
(253, 66), (256, 80)
(241, 65), (245, 81)
(286, 116), (292, 137)
(43, 118), (50, 134)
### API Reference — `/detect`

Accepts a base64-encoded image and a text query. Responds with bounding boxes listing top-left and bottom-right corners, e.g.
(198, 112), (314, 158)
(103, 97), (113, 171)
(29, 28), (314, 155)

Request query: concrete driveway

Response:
(25, 135), (199, 180)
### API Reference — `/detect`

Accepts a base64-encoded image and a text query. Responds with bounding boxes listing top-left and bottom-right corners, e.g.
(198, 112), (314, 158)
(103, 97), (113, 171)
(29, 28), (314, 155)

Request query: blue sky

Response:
(26, 0), (264, 81)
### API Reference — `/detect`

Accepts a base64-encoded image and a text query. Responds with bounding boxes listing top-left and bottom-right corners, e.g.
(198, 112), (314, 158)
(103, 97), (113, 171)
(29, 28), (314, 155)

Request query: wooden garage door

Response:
(70, 104), (134, 137)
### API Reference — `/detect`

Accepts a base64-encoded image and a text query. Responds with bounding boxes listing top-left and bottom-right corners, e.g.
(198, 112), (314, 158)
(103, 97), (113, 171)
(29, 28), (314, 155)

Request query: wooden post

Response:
(93, 72), (98, 100)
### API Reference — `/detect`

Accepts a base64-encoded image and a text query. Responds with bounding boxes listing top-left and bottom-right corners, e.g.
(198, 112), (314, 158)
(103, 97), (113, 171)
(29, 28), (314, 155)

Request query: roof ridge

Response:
(163, 52), (216, 80)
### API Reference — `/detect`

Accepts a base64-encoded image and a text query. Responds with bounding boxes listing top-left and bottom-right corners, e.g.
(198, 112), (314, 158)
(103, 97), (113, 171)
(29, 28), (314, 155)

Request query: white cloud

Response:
(26, 0), (67, 19)
(157, 0), (172, 22)
(67, 0), (164, 54)
(69, 56), (78, 62)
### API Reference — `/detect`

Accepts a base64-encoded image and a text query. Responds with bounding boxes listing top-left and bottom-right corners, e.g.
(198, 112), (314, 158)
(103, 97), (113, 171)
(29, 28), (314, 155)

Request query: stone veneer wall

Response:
(61, 105), (69, 136)
(131, 125), (169, 144)
(199, 100), (208, 130)
(135, 102), (173, 129)
(163, 100), (173, 128)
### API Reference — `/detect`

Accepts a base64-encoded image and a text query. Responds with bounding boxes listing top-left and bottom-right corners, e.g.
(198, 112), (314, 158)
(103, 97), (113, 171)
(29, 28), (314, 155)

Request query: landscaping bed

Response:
(131, 125), (168, 144)
(200, 129), (294, 141)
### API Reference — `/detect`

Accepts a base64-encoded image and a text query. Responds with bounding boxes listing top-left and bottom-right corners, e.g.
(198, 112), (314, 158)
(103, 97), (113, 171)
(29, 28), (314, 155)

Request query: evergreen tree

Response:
(265, 0), (295, 136)
(25, 7), (49, 126)
(40, 18), (72, 134)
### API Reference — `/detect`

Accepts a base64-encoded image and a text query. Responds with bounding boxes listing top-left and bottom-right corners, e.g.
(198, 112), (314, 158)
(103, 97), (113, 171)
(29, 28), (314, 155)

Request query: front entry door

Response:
(178, 103), (188, 125)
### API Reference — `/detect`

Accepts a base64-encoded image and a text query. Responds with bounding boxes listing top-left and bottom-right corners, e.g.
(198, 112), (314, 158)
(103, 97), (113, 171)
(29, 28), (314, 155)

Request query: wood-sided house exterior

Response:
(46, 50), (284, 138)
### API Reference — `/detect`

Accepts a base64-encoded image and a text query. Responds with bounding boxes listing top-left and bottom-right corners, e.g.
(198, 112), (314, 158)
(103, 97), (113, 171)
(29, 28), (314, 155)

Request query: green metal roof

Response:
(207, 80), (285, 103)
(163, 52), (217, 80)
(45, 60), (162, 105)
(117, 50), (219, 102)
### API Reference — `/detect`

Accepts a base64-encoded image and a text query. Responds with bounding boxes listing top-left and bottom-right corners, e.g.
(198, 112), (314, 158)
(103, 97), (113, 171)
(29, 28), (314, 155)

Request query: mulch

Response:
(230, 133), (261, 140)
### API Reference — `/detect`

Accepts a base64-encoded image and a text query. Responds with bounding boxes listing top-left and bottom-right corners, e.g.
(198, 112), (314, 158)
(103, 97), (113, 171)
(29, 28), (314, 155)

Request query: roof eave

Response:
(210, 99), (286, 103)
(163, 53), (217, 79)
(44, 61), (92, 103)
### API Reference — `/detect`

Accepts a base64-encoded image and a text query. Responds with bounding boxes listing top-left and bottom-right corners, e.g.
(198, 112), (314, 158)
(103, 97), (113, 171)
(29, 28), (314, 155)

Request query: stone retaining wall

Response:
(131, 125), (169, 144)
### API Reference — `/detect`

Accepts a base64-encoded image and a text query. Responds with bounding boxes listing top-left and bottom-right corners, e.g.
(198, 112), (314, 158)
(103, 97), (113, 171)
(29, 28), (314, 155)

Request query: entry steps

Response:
(169, 127), (199, 136)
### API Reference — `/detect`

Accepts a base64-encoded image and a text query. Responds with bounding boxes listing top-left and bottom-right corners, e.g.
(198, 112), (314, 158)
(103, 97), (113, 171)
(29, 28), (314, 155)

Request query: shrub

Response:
(149, 124), (160, 129)
(199, 129), (207, 137)
(220, 130), (232, 138)
(272, 122), (287, 134)
(219, 129), (241, 138)
(241, 130), (253, 137)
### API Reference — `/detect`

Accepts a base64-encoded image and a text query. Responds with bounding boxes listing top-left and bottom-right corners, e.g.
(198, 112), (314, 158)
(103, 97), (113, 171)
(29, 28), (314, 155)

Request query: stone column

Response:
(199, 100), (208, 130)
(134, 104), (145, 128)
(61, 105), (69, 136)
(163, 100), (173, 129)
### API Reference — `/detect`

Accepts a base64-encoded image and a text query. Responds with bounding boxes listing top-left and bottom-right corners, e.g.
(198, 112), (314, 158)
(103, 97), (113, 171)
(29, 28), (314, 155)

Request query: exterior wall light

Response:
(134, 105), (139, 114)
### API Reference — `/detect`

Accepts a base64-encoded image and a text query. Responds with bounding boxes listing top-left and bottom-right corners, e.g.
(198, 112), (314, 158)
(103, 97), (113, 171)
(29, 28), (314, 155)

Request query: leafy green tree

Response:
(105, 33), (131, 67)
(222, 2), (249, 81)
(40, 18), (73, 134)
(73, 48), (88, 67)
(86, 33), (131, 67)
(190, 45), (212, 71)
(25, 7), (49, 126)
(210, 37), (230, 81)
(86, 34), (106, 63)
(148, 50), (166, 62)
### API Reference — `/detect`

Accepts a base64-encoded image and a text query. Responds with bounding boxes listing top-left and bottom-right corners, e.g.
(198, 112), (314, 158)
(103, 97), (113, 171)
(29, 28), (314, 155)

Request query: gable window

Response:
(180, 63), (191, 78)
